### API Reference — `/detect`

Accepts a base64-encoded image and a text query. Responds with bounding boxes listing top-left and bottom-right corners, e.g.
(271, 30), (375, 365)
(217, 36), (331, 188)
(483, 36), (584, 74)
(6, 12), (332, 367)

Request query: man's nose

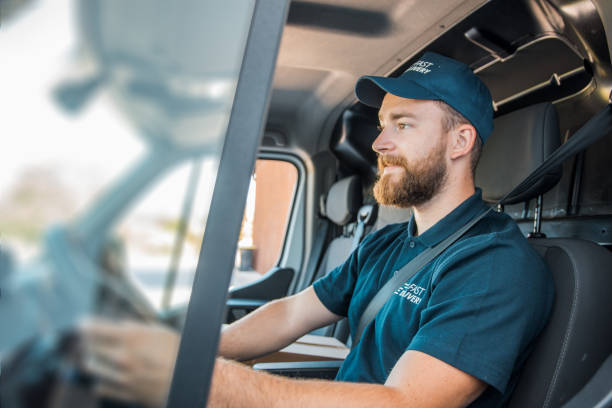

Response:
(372, 128), (394, 154)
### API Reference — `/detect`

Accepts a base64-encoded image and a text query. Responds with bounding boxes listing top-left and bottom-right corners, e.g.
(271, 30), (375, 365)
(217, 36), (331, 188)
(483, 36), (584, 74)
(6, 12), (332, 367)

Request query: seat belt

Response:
(351, 204), (378, 251)
(353, 103), (612, 346)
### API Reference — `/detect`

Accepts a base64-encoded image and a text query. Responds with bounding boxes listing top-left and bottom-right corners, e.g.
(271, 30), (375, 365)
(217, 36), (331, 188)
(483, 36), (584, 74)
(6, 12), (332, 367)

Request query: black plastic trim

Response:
(225, 299), (268, 323)
(165, 1), (290, 407)
(228, 267), (295, 300)
(253, 360), (343, 380)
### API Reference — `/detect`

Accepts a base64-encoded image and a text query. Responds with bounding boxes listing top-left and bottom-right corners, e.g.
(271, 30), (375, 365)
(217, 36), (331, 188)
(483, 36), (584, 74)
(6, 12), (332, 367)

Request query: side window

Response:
(235, 159), (298, 283)
(113, 159), (216, 309)
(114, 158), (298, 309)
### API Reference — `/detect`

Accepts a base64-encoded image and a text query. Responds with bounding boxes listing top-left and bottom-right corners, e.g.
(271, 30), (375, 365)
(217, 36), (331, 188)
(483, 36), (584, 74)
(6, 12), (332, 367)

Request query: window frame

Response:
(255, 152), (306, 274)
(165, 1), (290, 407)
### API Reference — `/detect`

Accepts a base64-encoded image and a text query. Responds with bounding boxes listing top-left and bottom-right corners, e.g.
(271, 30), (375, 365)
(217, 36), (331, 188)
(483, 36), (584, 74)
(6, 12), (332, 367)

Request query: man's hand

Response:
(80, 319), (179, 408)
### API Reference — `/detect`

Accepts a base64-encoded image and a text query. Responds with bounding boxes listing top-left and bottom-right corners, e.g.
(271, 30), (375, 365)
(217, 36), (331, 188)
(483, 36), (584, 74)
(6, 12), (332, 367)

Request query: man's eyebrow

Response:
(378, 112), (418, 122)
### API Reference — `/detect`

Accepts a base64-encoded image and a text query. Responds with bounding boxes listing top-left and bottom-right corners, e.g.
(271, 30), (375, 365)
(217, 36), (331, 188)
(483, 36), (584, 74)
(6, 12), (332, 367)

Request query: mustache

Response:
(378, 155), (408, 168)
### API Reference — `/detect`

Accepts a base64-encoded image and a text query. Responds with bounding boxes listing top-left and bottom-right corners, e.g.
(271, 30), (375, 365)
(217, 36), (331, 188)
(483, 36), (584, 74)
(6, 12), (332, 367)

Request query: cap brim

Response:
(355, 75), (441, 108)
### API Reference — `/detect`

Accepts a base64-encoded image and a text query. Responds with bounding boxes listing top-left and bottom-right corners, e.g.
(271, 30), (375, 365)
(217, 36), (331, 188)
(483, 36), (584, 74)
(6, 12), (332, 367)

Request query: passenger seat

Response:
(312, 180), (413, 343)
(309, 175), (371, 342)
(226, 175), (368, 328)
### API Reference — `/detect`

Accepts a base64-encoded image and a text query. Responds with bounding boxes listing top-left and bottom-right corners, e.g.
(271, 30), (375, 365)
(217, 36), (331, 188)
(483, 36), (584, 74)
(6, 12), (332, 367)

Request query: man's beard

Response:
(373, 142), (448, 208)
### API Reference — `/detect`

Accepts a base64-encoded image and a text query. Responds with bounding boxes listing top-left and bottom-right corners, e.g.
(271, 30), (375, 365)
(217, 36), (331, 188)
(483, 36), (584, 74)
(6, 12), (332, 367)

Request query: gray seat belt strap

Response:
(353, 103), (612, 347)
(351, 217), (367, 252)
(351, 204), (377, 251)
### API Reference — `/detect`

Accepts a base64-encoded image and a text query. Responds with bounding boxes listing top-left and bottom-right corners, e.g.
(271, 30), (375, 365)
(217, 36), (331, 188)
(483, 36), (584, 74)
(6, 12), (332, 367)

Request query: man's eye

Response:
(398, 123), (411, 130)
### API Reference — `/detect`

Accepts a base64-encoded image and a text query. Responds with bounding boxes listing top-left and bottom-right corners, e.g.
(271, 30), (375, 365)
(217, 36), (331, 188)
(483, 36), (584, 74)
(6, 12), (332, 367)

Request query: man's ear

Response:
(449, 124), (477, 161)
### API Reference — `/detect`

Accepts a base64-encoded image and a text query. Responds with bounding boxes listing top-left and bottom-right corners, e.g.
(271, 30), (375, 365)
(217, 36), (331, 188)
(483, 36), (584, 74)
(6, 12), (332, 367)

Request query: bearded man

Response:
(82, 52), (554, 408)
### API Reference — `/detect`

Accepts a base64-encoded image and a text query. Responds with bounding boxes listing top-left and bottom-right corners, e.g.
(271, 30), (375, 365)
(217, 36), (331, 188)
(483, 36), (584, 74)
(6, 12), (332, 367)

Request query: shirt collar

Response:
(406, 188), (488, 248)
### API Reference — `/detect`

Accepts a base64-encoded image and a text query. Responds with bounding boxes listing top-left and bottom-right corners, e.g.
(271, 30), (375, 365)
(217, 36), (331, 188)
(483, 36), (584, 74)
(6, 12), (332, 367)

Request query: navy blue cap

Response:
(355, 52), (494, 143)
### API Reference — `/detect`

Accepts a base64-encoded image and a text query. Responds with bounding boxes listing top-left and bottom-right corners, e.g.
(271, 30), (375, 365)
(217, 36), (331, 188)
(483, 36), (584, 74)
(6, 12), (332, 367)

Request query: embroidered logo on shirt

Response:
(393, 282), (426, 304)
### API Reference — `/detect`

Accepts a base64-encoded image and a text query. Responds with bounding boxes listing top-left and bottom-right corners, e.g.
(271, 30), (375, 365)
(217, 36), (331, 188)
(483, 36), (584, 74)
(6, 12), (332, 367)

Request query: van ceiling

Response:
(266, 0), (612, 158)
(267, 0), (489, 153)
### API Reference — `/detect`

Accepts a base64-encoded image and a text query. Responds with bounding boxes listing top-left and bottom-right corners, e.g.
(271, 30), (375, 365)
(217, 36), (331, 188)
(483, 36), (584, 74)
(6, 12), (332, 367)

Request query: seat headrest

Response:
(326, 176), (362, 226)
(475, 103), (562, 205)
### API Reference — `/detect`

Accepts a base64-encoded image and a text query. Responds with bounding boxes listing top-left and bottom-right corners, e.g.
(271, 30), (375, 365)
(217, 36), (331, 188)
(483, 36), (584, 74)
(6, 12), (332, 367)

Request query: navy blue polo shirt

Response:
(313, 189), (554, 407)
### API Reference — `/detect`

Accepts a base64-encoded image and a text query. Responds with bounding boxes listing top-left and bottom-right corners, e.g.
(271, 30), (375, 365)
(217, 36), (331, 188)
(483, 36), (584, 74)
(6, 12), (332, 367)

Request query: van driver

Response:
(82, 52), (554, 408)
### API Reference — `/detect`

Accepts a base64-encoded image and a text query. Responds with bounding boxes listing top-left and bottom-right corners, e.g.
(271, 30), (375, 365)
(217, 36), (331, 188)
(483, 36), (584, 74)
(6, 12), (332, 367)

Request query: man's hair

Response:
(434, 100), (482, 175)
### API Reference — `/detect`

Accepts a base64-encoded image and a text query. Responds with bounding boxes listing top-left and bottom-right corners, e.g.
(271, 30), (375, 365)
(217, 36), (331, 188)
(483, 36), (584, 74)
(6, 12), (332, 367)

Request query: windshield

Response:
(0, 0), (146, 261)
(0, 0), (255, 406)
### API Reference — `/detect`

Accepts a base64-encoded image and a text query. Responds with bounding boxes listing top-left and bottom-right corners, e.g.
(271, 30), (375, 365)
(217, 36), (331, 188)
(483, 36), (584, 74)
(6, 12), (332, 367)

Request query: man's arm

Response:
(209, 350), (487, 408)
(80, 286), (342, 407)
(219, 286), (343, 361)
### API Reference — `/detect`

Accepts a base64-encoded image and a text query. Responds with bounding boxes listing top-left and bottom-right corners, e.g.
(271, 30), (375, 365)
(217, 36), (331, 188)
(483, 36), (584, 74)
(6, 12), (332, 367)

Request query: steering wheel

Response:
(0, 226), (171, 408)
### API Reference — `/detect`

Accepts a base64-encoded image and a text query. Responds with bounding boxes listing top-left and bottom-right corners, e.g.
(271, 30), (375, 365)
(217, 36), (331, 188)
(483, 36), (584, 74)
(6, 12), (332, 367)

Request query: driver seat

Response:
(475, 102), (612, 407)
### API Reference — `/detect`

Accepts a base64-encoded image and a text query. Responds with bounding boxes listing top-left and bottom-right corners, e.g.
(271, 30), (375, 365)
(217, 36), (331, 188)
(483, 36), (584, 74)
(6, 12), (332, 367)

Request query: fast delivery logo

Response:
(393, 282), (426, 304)
(405, 60), (434, 74)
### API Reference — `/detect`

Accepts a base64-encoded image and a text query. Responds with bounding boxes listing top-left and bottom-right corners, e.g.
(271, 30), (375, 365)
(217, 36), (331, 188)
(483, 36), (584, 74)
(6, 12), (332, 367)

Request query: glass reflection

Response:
(0, 1), (255, 407)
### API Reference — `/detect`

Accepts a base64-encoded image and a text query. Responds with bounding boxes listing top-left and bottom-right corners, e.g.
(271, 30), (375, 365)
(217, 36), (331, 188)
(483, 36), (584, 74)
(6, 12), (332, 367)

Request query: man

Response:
(82, 52), (554, 407)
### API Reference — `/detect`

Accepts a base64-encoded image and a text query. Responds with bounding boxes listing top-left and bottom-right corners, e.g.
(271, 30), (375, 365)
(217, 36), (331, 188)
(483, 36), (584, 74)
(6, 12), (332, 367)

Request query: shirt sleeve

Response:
(406, 234), (554, 394)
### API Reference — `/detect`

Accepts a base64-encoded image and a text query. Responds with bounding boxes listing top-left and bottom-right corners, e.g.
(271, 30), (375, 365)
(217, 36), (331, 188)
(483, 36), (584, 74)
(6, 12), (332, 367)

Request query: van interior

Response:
(2, 0), (612, 407)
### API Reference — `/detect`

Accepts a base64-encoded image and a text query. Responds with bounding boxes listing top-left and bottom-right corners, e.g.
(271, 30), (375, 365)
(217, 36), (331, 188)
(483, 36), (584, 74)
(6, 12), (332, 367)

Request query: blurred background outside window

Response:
(0, 0), (258, 406)
(235, 160), (298, 285)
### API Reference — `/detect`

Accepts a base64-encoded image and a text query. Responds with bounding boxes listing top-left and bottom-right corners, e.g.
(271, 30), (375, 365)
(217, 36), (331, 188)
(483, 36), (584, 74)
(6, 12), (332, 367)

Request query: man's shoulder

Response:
(467, 209), (536, 254)
(434, 210), (551, 285)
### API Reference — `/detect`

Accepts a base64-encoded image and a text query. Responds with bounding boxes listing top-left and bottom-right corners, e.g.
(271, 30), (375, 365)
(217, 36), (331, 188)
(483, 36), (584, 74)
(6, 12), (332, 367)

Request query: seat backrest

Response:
(314, 175), (363, 280)
(311, 175), (369, 342)
(476, 102), (612, 406)
(508, 239), (612, 407)
(293, 175), (363, 296)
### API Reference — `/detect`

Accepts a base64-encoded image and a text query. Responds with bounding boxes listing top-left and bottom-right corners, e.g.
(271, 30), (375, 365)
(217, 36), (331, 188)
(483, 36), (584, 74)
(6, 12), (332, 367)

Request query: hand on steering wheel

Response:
(80, 319), (180, 408)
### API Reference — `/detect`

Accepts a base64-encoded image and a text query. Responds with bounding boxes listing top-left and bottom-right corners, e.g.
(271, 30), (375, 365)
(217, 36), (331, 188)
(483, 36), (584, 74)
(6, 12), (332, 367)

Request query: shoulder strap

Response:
(352, 104), (612, 347)
(351, 204), (377, 251)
